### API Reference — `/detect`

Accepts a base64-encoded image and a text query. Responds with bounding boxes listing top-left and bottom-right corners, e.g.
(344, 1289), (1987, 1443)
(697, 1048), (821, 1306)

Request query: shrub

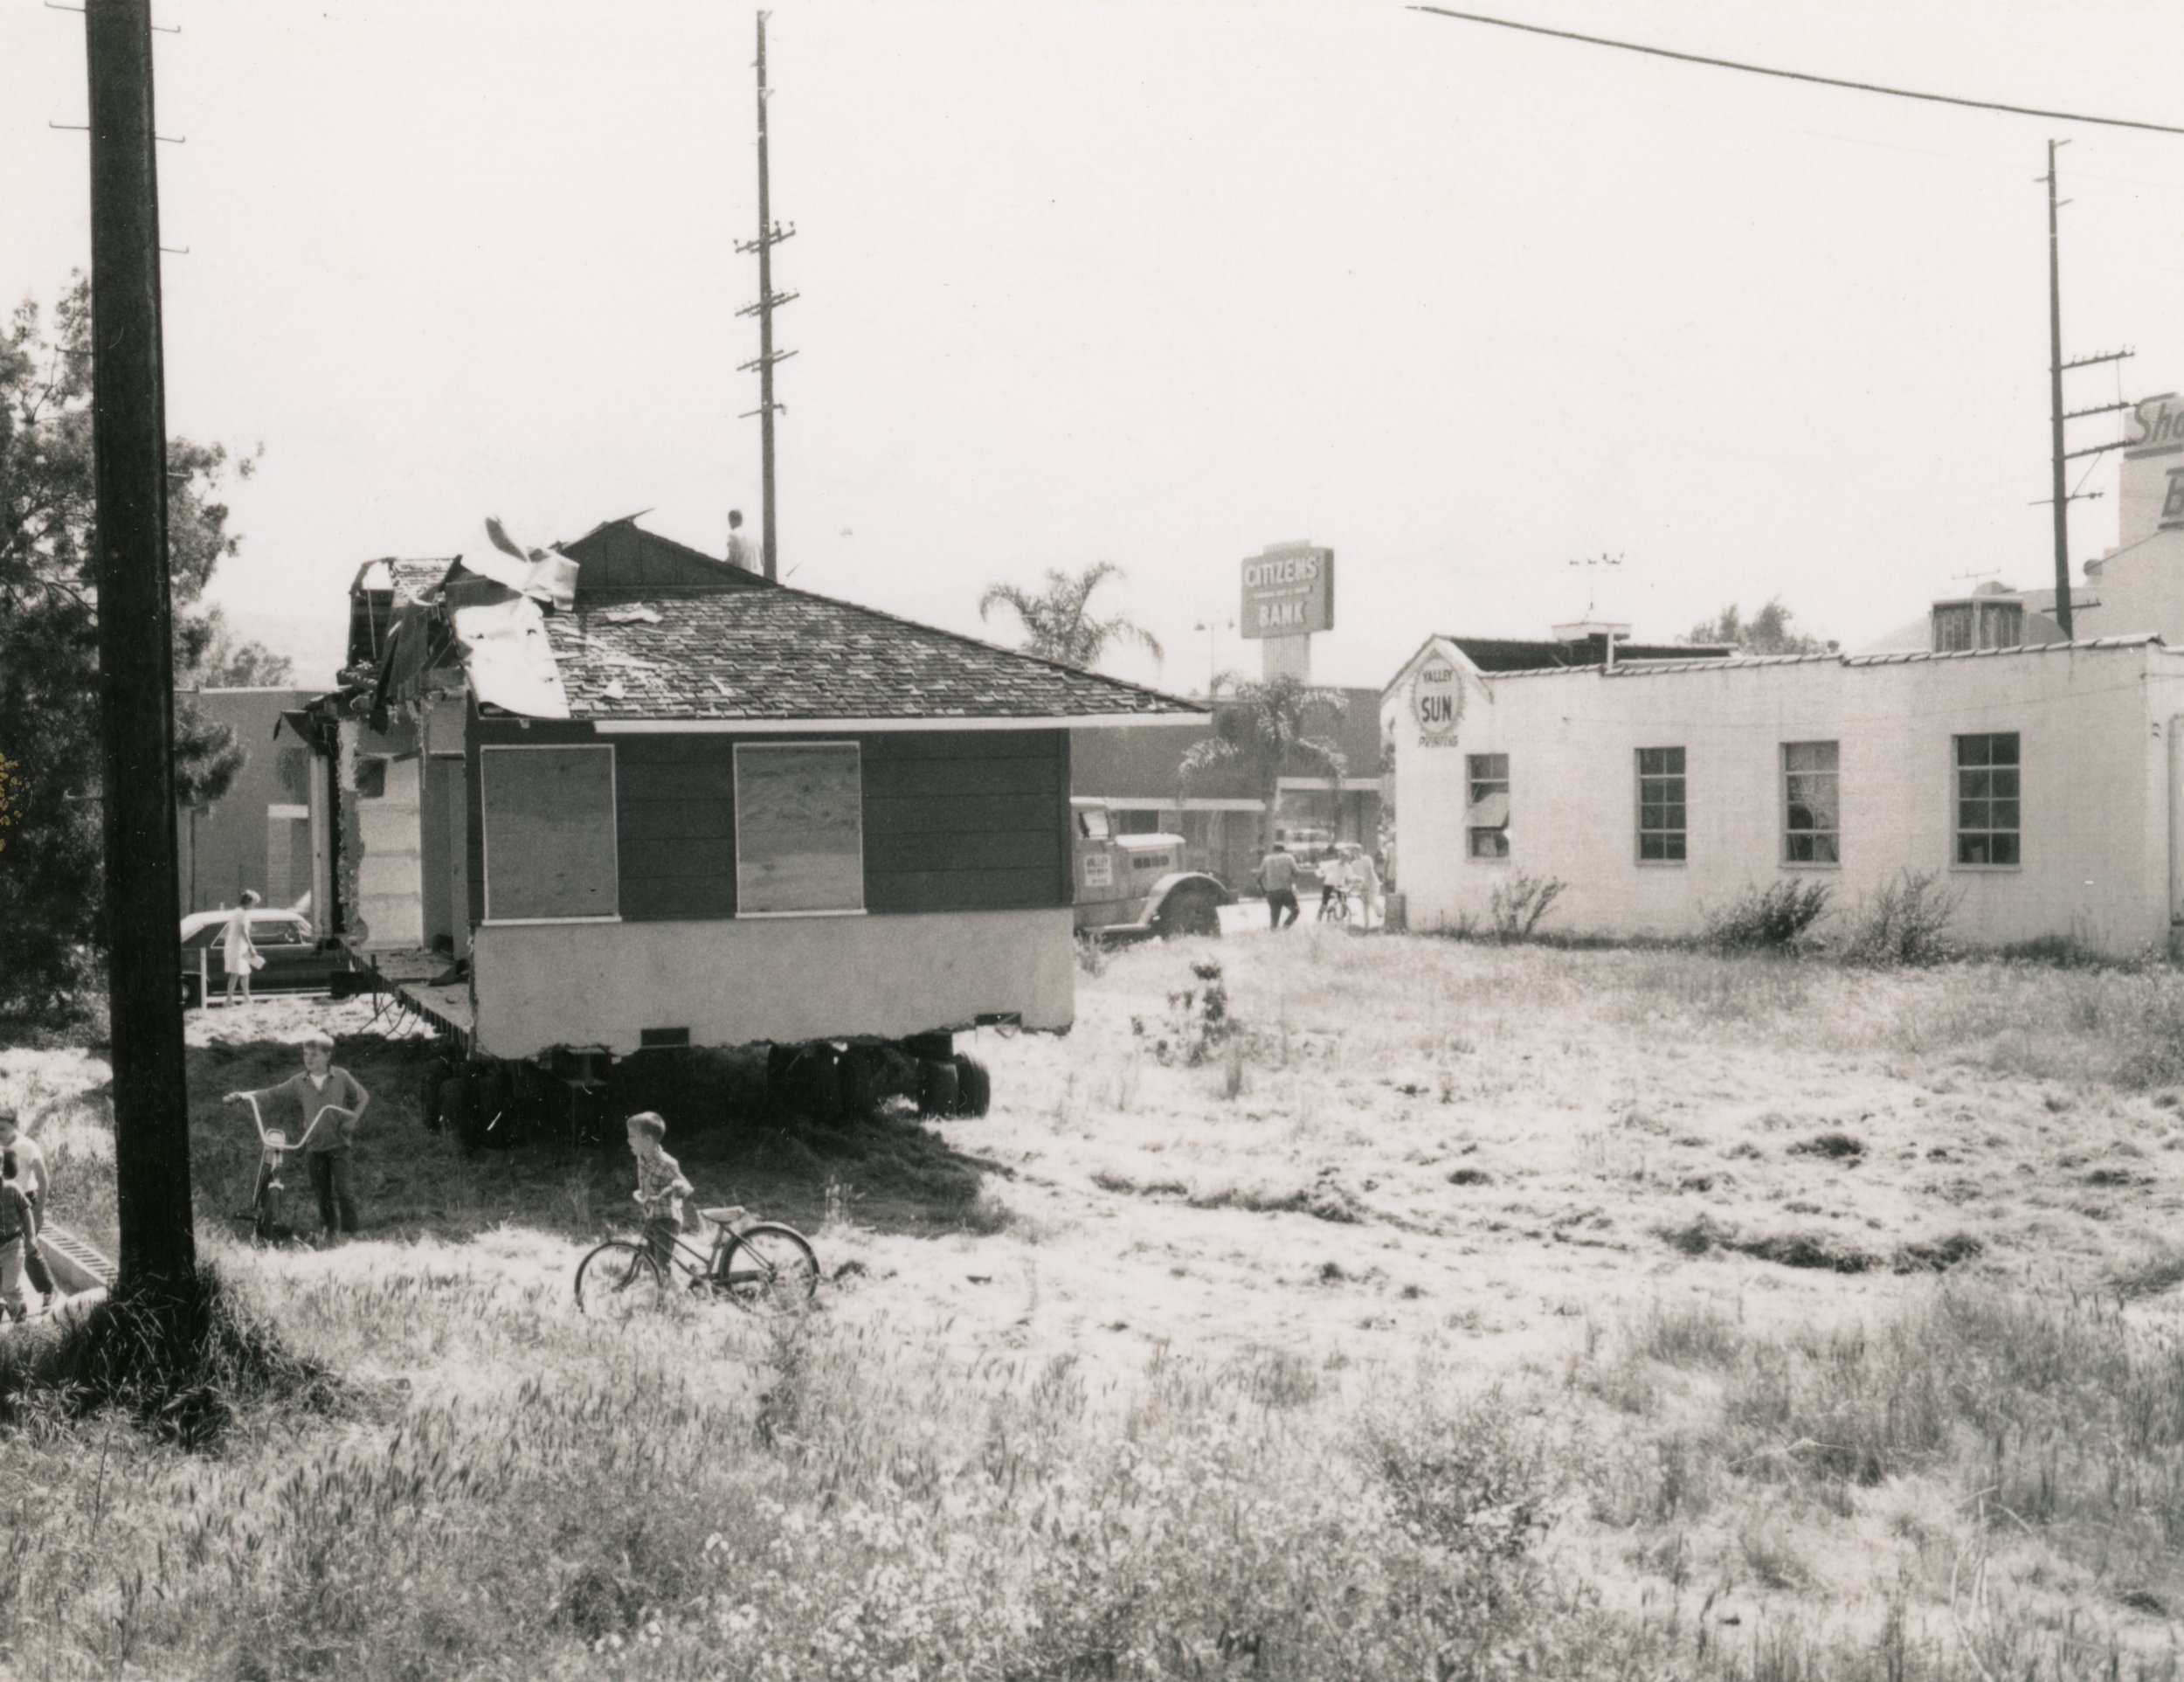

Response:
(1704, 879), (1832, 951)
(1487, 871), (1568, 942)
(1841, 869), (1959, 966)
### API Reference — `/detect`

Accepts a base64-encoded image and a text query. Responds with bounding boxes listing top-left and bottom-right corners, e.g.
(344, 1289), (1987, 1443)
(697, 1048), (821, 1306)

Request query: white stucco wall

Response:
(470, 907), (1076, 1058)
(1387, 639), (2184, 958)
(339, 720), (425, 950)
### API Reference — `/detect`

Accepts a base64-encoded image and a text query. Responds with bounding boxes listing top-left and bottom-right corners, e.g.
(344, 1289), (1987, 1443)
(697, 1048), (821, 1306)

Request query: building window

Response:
(1466, 753), (1510, 859)
(1783, 742), (1840, 864)
(1636, 747), (1686, 862)
(1932, 598), (2025, 653)
(734, 742), (864, 916)
(1954, 733), (2020, 866)
(480, 745), (619, 921)
(354, 757), (388, 799)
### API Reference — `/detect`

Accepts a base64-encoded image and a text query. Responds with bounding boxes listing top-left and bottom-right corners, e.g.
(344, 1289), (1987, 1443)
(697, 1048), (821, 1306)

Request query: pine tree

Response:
(1, 277), (280, 1019)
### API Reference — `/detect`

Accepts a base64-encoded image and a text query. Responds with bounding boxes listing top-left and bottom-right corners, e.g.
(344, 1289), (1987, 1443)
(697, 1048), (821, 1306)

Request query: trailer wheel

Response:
(441, 1072), (479, 1153)
(917, 1058), (960, 1118)
(798, 1047), (844, 1122)
(1155, 884), (1222, 940)
(951, 1054), (992, 1118)
(838, 1047), (881, 1118)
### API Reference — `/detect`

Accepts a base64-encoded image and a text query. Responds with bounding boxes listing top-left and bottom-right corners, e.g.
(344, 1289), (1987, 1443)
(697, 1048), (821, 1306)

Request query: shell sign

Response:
(1410, 657), (1463, 744)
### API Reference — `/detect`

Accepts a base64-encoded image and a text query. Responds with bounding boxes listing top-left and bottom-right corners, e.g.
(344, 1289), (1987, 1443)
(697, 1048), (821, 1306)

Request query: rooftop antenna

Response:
(736, 11), (798, 581)
(1566, 550), (1622, 619)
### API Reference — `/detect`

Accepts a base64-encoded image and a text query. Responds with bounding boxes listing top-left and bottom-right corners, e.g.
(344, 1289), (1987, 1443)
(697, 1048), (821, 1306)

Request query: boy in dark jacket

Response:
(227, 1033), (371, 1240)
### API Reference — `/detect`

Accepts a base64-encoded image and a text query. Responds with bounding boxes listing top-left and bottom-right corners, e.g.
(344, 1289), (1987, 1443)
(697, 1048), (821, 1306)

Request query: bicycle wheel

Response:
(574, 1239), (667, 1316)
(713, 1224), (819, 1313)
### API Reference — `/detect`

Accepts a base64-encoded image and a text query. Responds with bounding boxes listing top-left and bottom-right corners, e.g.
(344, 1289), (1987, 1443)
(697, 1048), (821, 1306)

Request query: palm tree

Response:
(978, 562), (1163, 670)
(1178, 673), (1347, 856)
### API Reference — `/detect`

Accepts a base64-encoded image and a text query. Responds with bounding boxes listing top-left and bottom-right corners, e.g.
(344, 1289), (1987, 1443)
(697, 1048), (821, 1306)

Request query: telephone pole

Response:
(2046, 139), (2070, 635)
(83, 0), (197, 1297)
(2041, 138), (2137, 640)
(737, 11), (798, 581)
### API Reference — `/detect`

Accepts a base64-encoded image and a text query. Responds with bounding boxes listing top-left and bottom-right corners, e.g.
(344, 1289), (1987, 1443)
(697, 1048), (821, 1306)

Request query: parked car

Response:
(179, 910), (363, 1008)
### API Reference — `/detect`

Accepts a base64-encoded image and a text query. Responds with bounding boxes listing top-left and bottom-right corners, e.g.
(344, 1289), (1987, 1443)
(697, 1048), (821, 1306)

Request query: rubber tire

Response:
(952, 1054), (992, 1118)
(797, 1048), (844, 1123)
(712, 1224), (820, 1313)
(918, 1058), (960, 1118)
(573, 1240), (666, 1315)
(1155, 887), (1222, 940)
(474, 1062), (514, 1147)
(838, 1047), (881, 1118)
(181, 974), (202, 1012)
(442, 1074), (480, 1153)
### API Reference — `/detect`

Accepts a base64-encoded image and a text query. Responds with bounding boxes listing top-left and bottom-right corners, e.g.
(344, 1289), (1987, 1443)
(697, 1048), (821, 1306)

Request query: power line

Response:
(1408, 7), (2184, 138)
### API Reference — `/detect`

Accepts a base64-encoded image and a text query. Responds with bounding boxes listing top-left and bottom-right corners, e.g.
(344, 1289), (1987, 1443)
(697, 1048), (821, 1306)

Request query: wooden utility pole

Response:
(737, 10), (796, 581)
(84, 0), (197, 1295)
(2039, 139), (2135, 641)
(2045, 139), (2072, 637)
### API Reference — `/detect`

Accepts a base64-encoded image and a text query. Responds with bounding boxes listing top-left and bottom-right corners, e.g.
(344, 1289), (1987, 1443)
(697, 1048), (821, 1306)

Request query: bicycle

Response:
(574, 1202), (819, 1317)
(225, 1090), (354, 1244)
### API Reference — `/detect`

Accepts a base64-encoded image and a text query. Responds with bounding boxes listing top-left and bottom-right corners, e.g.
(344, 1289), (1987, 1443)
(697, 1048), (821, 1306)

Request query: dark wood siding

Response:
(465, 718), (1072, 924)
(614, 735), (738, 919)
(862, 730), (1067, 915)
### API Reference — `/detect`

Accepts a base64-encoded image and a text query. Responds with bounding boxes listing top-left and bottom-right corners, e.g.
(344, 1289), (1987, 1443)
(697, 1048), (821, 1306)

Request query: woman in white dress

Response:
(221, 889), (263, 1007)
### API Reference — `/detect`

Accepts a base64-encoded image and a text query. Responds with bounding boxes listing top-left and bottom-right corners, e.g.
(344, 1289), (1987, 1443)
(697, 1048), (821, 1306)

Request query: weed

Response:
(1788, 1131), (1866, 1161)
(1487, 870), (1569, 942)
(1704, 879), (1833, 951)
(1841, 869), (1960, 966)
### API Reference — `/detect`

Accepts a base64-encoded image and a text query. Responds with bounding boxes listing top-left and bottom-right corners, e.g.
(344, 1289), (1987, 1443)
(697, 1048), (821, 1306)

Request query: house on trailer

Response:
(311, 516), (1202, 1086)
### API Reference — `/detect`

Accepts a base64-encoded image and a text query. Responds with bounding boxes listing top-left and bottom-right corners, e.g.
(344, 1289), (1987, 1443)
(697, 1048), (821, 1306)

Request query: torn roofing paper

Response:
(453, 594), (570, 720)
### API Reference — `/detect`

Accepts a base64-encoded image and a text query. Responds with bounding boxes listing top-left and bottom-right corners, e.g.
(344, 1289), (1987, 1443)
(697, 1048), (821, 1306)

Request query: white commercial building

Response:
(1384, 395), (2184, 958)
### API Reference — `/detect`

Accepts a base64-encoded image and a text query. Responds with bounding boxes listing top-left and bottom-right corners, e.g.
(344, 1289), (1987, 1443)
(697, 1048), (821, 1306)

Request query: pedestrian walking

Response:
(1258, 842), (1301, 930)
(221, 889), (264, 1007)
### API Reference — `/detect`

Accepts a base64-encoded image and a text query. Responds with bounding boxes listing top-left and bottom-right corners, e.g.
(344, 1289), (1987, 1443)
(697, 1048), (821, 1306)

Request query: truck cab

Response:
(1071, 798), (1229, 940)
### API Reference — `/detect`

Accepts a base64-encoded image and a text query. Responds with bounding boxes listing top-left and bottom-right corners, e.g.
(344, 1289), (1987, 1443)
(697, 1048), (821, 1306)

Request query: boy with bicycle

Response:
(226, 1031), (371, 1241)
(626, 1111), (695, 1266)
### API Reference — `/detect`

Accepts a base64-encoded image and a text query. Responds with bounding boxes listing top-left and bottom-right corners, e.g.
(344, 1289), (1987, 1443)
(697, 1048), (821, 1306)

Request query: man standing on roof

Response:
(725, 509), (759, 573)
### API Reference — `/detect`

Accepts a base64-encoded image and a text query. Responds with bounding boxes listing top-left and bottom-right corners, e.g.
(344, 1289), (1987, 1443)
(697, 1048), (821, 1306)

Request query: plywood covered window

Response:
(1954, 733), (2020, 866)
(734, 743), (865, 916)
(1782, 741), (1840, 864)
(480, 744), (619, 922)
(1466, 753), (1510, 859)
(1636, 746), (1686, 862)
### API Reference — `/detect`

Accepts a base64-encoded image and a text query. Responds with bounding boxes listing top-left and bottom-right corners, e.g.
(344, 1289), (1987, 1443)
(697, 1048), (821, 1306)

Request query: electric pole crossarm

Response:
(2063, 349), (2134, 370)
(2062, 400), (2133, 422)
(738, 349), (800, 373)
(736, 290), (799, 317)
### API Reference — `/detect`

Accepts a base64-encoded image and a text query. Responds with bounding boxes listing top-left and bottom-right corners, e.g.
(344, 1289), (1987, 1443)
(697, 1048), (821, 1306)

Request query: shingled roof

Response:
(530, 585), (1204, 724)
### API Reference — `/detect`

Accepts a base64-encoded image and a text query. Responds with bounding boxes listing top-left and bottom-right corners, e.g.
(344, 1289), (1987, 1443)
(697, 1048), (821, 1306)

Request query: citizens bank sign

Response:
(1241, 543), (1334, 639)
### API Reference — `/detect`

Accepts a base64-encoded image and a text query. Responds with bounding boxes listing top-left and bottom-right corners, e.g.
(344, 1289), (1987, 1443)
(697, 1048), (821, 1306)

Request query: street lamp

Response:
(1192, 619), (1233, 698)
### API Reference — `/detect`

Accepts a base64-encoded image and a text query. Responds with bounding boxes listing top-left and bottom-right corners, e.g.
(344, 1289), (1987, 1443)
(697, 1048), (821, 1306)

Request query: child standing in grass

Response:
(0, 1108), (55, 1304)
(626, 1111), (694, 1267)
(226, 1032), (371, 1242)
(0, 1151), (35, 1322)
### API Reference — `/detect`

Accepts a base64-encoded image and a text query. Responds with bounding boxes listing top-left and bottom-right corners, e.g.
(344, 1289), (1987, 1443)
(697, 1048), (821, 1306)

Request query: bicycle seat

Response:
(700, 1206), (750, 1231)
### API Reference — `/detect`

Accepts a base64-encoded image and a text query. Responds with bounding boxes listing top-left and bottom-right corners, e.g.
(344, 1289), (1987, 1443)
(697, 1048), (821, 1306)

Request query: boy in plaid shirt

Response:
(625, 1111), (694, 1266)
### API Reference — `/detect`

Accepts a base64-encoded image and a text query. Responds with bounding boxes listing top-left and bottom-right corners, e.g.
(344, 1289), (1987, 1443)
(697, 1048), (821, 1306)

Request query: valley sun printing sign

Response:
(1241, 543), (1334, 638)
(1409, 651), (1463, 745)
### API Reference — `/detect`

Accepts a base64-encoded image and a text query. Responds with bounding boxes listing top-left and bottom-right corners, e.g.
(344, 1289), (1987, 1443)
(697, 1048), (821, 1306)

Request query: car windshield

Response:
(252, 918), (308, 946)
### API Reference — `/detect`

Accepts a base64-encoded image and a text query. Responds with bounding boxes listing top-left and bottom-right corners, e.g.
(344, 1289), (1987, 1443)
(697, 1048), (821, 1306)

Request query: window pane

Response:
(1811, 834), (1840, 864)
(1663, 805), (1685, 830)
(1663, 834), (1686, 861)
(736, 744), (864, 915)
(482, 746), (618, 920)
(1958, 834), (1987, 865)
(1991, 799), (2018, 830)
(1956, 736), (1988, 767)
(1991, 834), (2020, 865)
(1469, 829), (1509, 859)
(1641, 804), (1666, 830)
(1787, 833), (1814, 862)
(1785, 741), (1837, 773)
(1990, 769), (2018, 799)
(1989, 734), (2019, 765)
(1640, 834), (1666, 861)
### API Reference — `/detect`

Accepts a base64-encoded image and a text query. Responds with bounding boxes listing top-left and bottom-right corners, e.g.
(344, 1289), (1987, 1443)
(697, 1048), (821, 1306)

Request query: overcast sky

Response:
(5, 0), (2183, 690)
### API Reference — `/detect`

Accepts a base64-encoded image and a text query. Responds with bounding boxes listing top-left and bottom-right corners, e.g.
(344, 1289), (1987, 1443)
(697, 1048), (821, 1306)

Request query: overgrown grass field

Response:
(5, 931), (2184, 1678)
